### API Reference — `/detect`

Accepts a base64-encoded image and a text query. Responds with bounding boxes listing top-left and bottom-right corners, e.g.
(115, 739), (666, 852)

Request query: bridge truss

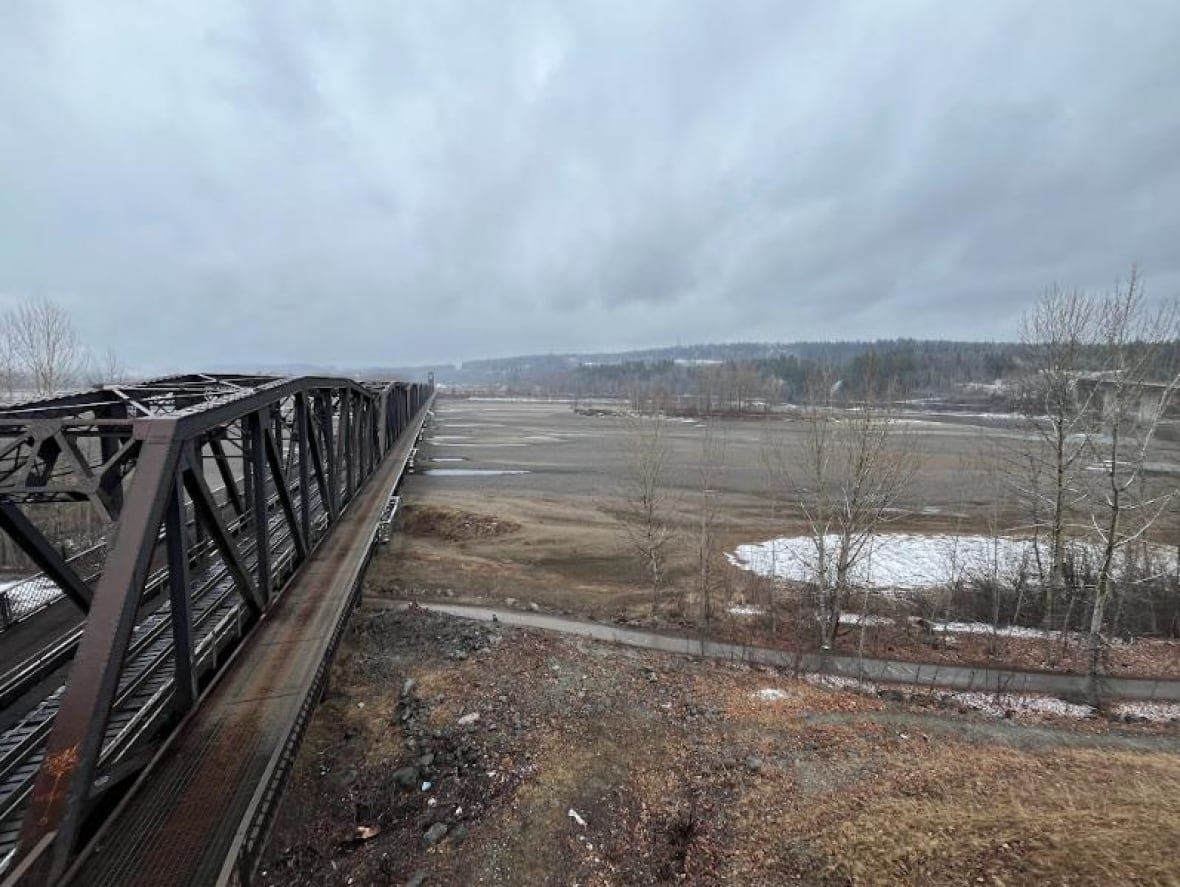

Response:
(0, 374), (431, 883)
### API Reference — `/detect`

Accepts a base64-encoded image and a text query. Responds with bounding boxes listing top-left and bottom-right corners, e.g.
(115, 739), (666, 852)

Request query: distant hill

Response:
(196, 340), (1033, 402)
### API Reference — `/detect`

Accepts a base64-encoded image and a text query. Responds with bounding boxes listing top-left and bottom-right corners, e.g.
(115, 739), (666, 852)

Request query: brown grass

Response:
(401, 504), (521, 541)
(821, 746), (1180, 885)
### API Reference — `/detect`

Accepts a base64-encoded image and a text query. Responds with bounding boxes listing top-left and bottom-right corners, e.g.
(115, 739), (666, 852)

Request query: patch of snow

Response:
(423, 469), (530, 477)
(727, 604), (765, 616)
(925, 620), (1052, 640)
(568, 808), (587, 827)
(839, 612), (894, 626)
(948, 691), (1092, 719)
(1112, 701), (1180, 722)
(728, 532), (1173, 593)
(1, 576), (63, 623)
(457, 712), (480, 726)
(430, 457), (466, 462)
(754, 688), (790, 701)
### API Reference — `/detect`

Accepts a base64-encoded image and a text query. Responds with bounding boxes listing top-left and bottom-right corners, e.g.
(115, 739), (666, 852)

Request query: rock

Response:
(505, 597), (518, 607)
(423, 822), (449, 846)
(417, 752), (436, 768)
(745, 756), (764, 773)
(528, 602), (540, 612)
(393, 766), (420, 789)
(878, 689), (906, 702)
(402, 678), (417, 698)
(450, 823), (470, 844)
(457, 712), (480, 727)
(406, 870), (428, 887)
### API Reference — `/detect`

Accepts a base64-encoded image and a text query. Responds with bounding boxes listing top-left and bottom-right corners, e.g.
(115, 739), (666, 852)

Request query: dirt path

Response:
(376, 600), (1180, 703)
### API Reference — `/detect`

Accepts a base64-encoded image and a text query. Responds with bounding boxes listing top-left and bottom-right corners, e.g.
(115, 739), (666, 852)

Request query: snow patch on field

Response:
(424, 469), (530, 477)
(754, 688), (790, 701)
(728, 533), (1036, 590)
(1112, 701), (1180, 722)
(728, 532), (1173, 593)
(839, 612), (894, 626)
(948, 691), (1093, 719)
(727, 604), (765, 616)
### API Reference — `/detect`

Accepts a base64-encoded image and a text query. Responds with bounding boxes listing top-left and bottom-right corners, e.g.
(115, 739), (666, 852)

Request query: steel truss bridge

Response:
(0, 373), (433, 885)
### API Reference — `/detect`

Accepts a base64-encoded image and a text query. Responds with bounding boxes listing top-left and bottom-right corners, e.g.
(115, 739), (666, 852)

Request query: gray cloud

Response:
(2, 0), (1179, 370)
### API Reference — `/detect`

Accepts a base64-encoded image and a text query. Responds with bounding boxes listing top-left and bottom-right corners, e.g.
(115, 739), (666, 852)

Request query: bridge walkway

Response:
(62, 406), (426, 887)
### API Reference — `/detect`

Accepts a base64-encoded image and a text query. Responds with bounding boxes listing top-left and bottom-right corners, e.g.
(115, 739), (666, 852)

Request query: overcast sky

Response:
(2, 2), (1179, 370)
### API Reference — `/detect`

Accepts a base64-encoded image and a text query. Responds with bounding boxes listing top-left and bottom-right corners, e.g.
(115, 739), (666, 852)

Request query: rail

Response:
(0, 374), (432, 884)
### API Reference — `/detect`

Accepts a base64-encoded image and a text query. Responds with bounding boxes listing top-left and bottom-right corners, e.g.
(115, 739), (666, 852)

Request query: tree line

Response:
(614, 268), (1180, 697)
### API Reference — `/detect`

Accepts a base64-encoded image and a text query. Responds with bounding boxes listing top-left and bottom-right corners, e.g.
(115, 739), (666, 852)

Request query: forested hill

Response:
(387, 339), (1025, 402)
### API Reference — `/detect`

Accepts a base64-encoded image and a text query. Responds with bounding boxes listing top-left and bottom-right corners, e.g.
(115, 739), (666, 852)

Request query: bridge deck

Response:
(65, 409), (425, 887)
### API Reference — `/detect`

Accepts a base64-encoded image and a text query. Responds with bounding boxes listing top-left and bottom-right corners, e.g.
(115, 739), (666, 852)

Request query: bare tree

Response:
(1018, 286), (1099, 621)
(85, 345), (128, 386)
(696, 419), (726, 641)
(1083, 270), (1180, 686)
(616, 409), (678, 617)
(0, 323), (16, 400)
(6, 296), (86, 396)
(783, 363), (919, 649)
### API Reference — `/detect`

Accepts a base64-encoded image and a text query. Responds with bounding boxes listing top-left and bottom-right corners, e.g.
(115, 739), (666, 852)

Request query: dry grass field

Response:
(263, 606), (1180, 886)
(259, 398), (1180, 885)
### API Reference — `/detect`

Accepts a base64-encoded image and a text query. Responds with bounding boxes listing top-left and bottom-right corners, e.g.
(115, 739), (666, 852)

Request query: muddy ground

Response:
(262, 398), (1180, 884)
(262, 605), (1180, 886)
(373, 398), (1180, 678)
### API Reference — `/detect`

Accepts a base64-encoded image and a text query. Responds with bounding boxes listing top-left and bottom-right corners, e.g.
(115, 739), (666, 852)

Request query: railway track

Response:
(0, 374), (433, 884)
(0, 481), (326, 870)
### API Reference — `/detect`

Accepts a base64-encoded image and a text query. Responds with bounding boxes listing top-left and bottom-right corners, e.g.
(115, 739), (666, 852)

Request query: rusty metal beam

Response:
(20, 422), (183, 882)
(183, 446), (263, 617)
(264, 425), (307, 561)
(0, 502), (93, 611)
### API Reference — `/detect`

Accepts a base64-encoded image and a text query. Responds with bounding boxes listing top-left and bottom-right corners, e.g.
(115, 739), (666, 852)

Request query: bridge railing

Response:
(0, 374), (432, 884)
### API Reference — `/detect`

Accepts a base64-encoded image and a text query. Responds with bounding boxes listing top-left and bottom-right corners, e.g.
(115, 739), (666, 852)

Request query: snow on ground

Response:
(1112, 701), (1180, 723)
(728, 532), (1173, 593)
(0, 576), (62, 623)
(753, 688), (790, 701)
(423, 469), (530, 477)
(728, 533), (1037, 591)
(947, 691), (1093, 719)
(727, 604), (765, 616)
(838, 612), (894, 626)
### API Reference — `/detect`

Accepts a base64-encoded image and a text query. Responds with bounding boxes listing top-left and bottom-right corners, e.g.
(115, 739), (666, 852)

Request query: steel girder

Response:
(0, 374), (432, 884)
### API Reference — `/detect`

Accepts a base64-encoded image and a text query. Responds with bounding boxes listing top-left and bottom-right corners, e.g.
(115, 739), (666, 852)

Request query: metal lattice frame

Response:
(0, 374), (431, 882)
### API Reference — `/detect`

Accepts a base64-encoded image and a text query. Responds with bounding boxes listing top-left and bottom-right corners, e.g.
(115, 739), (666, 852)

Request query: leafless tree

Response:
(1018, 286), (1100, 620)
(616, 408), (678, 617)
(0, 324), (16, 400)
(1083, 269), (1180, 685)
(85, 345), (128, 386)
(5, 296), (86, 396)
(783, 364), (919, 648)
(696, 419), (726, 641)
